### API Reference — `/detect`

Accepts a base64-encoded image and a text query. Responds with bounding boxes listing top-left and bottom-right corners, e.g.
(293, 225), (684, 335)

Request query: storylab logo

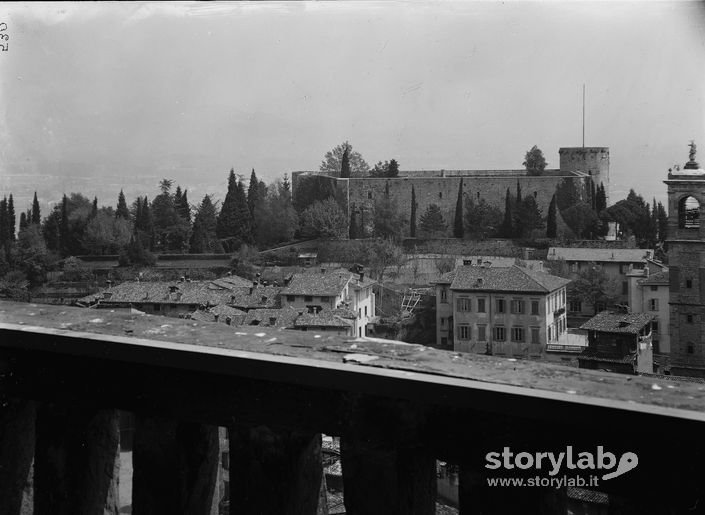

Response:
(485, 446), (638, 487)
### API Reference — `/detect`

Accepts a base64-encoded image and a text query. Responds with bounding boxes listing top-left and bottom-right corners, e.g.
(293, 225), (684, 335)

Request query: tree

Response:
(7, 194), (15, 242)
(0, 197), (7, 247)
(340, 147), (351, 178)
(299, 198), (348, 239)
(453, 179), (464, 238)
(16, 224), (51, 286)
(116, 190), (130, 220)
(31, 192), (41, 225)
(82, 212), (132, 255)
(523, 145), (547, 176)
(118, 234), (156, 267)
(319, 141), (369, 177)
(569, 263), (621, 315)
(91, 197), (98, 219)
(254, 178), (298, 247)
(247, 169), (260, 216)
(464, 195), (503, 239)
(605, 189), (651, 245)
(370, 159), (400, 178)
(292, 175), (337, 212)
(217, 169), (240, 240)
(19, 212), (27, 232)
(546, 194), (557, 238)
(373, 183), (405, 240)
(514, 196), (544, 239)
(152, 179), (191, 252)
(561, 202), (599, 239)
(500, 188), (513, 238)
(656, 202), (668, 242)
(134, 196), (155, 250)
(419, 204), (447, 236)
(410, 186), (417, 237)
(190, 195), (223, 253)
(60, 194), (70, 255)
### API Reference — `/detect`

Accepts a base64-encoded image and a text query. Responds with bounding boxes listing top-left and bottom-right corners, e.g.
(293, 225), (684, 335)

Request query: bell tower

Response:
(665, 141), (705, 376)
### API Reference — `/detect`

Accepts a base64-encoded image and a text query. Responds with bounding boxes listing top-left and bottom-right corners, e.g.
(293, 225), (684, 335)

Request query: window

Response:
(650, 285), (658, 292)
(687, 278), (693, 289)
(304, 296), (313, 302)
(531, 327), (540, 344)
(367, 191), (373, 199)
(440, 317), (446, 327)
(687, 314), (694, 324)
(649, 299), (659, 311)
(622, 281), (628, 295)
(531, 300), (539, 315)
(569, 300), (582, 312)
(477, 298), (486, 313)
(511, 327), (525, 342)
(494, 326), (506, 341)
(510, 299), (524, 314)
(688, 343), (695, 354)
(496, 299), (506, 314)
(439, 192), (443, 199)
(440, 289), (448, 303)
(364, 306), (367, 316)
(458, 325), (470, 340)
(153, 304), (161, 312)
(548, 326), (552, 342)
(358, 308), (361, 319)
(457, 298), (471, 312)
(652, 320), (659, 332)
(679, 195), (700, 229)
(477, 325), (487, 341)
(441, 337), (448, 346)
(287, 295), (295, 302)
(571, 263), (578, 273)
(595, 302), (606, 312)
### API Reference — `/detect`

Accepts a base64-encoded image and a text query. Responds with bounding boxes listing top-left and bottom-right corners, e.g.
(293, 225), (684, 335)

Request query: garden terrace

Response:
(0, 301), (704, 514)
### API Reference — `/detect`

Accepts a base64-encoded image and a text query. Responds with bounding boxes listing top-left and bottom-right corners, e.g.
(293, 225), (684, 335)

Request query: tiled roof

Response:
(210, 275), (254, 289)
(547, 247), (654, 263)
(450, 266), (570, 293)
(78, 281), (234, 306)
(638, 271), (669, 286)
(281, 269), (374, 296)
(580, 311), (653, 334)
(243, 307), (300, 328)
(209, 304), (247, 318)
(227, 285), (282, 310)
(294, 311), (354, 328)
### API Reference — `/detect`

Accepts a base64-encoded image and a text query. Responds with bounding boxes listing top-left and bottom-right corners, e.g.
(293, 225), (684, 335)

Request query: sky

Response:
(1, 1), (705, 206)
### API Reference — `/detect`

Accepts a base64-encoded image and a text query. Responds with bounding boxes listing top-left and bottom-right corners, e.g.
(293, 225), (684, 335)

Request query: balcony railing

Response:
(1, 300), (705, 514)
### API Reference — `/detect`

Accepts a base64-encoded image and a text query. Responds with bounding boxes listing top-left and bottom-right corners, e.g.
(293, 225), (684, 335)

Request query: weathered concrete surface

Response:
(1, 301), (704, 419)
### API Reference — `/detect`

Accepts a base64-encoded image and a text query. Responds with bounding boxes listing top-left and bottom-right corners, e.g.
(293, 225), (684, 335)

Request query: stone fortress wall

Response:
(293, 147), (609, 237)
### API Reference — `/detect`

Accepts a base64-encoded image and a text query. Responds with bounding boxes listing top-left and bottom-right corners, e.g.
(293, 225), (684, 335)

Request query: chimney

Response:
(321, 268), (326, 274)
(226, 271), (232, 276)
(261, 295), (268, 304)
(176, 292), (183, 301)
(269, 317), (277, 326)
(180, 276), (186, 282)
(225, 316), (232, 325)
(477, 278), (484, 287)
(358, 266), (364, 282)
(106, 280), (112, 288)
(214, 313), (219, 322)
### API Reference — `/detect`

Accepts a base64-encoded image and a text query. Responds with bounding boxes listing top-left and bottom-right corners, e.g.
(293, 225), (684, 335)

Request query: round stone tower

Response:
(559, 147), (610, 203)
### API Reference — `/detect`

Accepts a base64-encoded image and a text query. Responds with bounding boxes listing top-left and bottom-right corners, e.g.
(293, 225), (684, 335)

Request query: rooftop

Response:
(580, 311), (654, 335)
(638, 270), (669, 286)
(281, 269), (375, 297)
(450, 265), (570, 293)
(547, 247), (654, 263)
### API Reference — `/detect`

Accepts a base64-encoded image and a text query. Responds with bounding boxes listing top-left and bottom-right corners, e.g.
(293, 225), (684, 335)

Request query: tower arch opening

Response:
(679, 195), (700, 229)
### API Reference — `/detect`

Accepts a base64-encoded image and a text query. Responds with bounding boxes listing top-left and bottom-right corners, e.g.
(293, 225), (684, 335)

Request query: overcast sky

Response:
(1, 1), (704, 204)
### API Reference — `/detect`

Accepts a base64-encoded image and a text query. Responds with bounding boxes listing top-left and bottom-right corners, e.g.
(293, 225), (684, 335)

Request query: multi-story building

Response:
(664, 142), (705, 377)
(627, 268), (670, 359)
(578, 311), (654, 375)
(435, 265), (571, 357)
(280, 268), (376, 338)
(547, 247), (655, 325)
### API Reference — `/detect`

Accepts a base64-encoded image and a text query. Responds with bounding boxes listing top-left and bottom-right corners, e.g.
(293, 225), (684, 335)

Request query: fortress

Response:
(293, 147), (609, 237)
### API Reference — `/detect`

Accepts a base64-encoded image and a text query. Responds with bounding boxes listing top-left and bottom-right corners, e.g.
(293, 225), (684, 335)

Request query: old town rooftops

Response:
(638, 270), (669, 286)
(547, 247), (654, 263)
(580, 311), (654, 335)
(449, 265), (570, 293)
(281, 269), (375, 297)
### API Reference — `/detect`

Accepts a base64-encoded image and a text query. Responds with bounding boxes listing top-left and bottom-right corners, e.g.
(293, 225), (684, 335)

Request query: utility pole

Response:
(582, 84), (585, 148)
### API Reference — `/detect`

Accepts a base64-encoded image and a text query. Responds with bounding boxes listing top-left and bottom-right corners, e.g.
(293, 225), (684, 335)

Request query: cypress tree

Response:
(595, 183), (607, 213)
(116, 190), (130, 220)
(546, 194), (557, 238)
(190, 194), (221, 253)
(410, 186), (417, 237)
(217, 169), (239, 239)
(501, 188), (513, 238)
(19, 212), (28, 232)
(247, 169), (259, 216)
(91, 196), (98, 218)
(516, 181), (522, 205)
(174, 186), (183, 214)
(7, 194), (15, 241)
(234, 180), (253, 244)
(0, 197), (7, 246)
(179, 189), (190, 223)
(590, 180), (597, 211)
(31, 192), (41, 225)
(341, 147), (351, 178)
(454, 179), (464, 238)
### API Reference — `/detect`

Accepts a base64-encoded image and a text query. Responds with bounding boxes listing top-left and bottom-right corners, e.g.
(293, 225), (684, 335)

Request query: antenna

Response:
(582, 84), (585, 148)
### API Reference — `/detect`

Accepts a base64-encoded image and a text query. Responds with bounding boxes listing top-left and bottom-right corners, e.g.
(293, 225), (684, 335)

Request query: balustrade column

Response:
(228, 425), (324, 515)
(132, 415), (219, 514)
(34, 404), (120, 515)
(0, 398), (35, 515)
